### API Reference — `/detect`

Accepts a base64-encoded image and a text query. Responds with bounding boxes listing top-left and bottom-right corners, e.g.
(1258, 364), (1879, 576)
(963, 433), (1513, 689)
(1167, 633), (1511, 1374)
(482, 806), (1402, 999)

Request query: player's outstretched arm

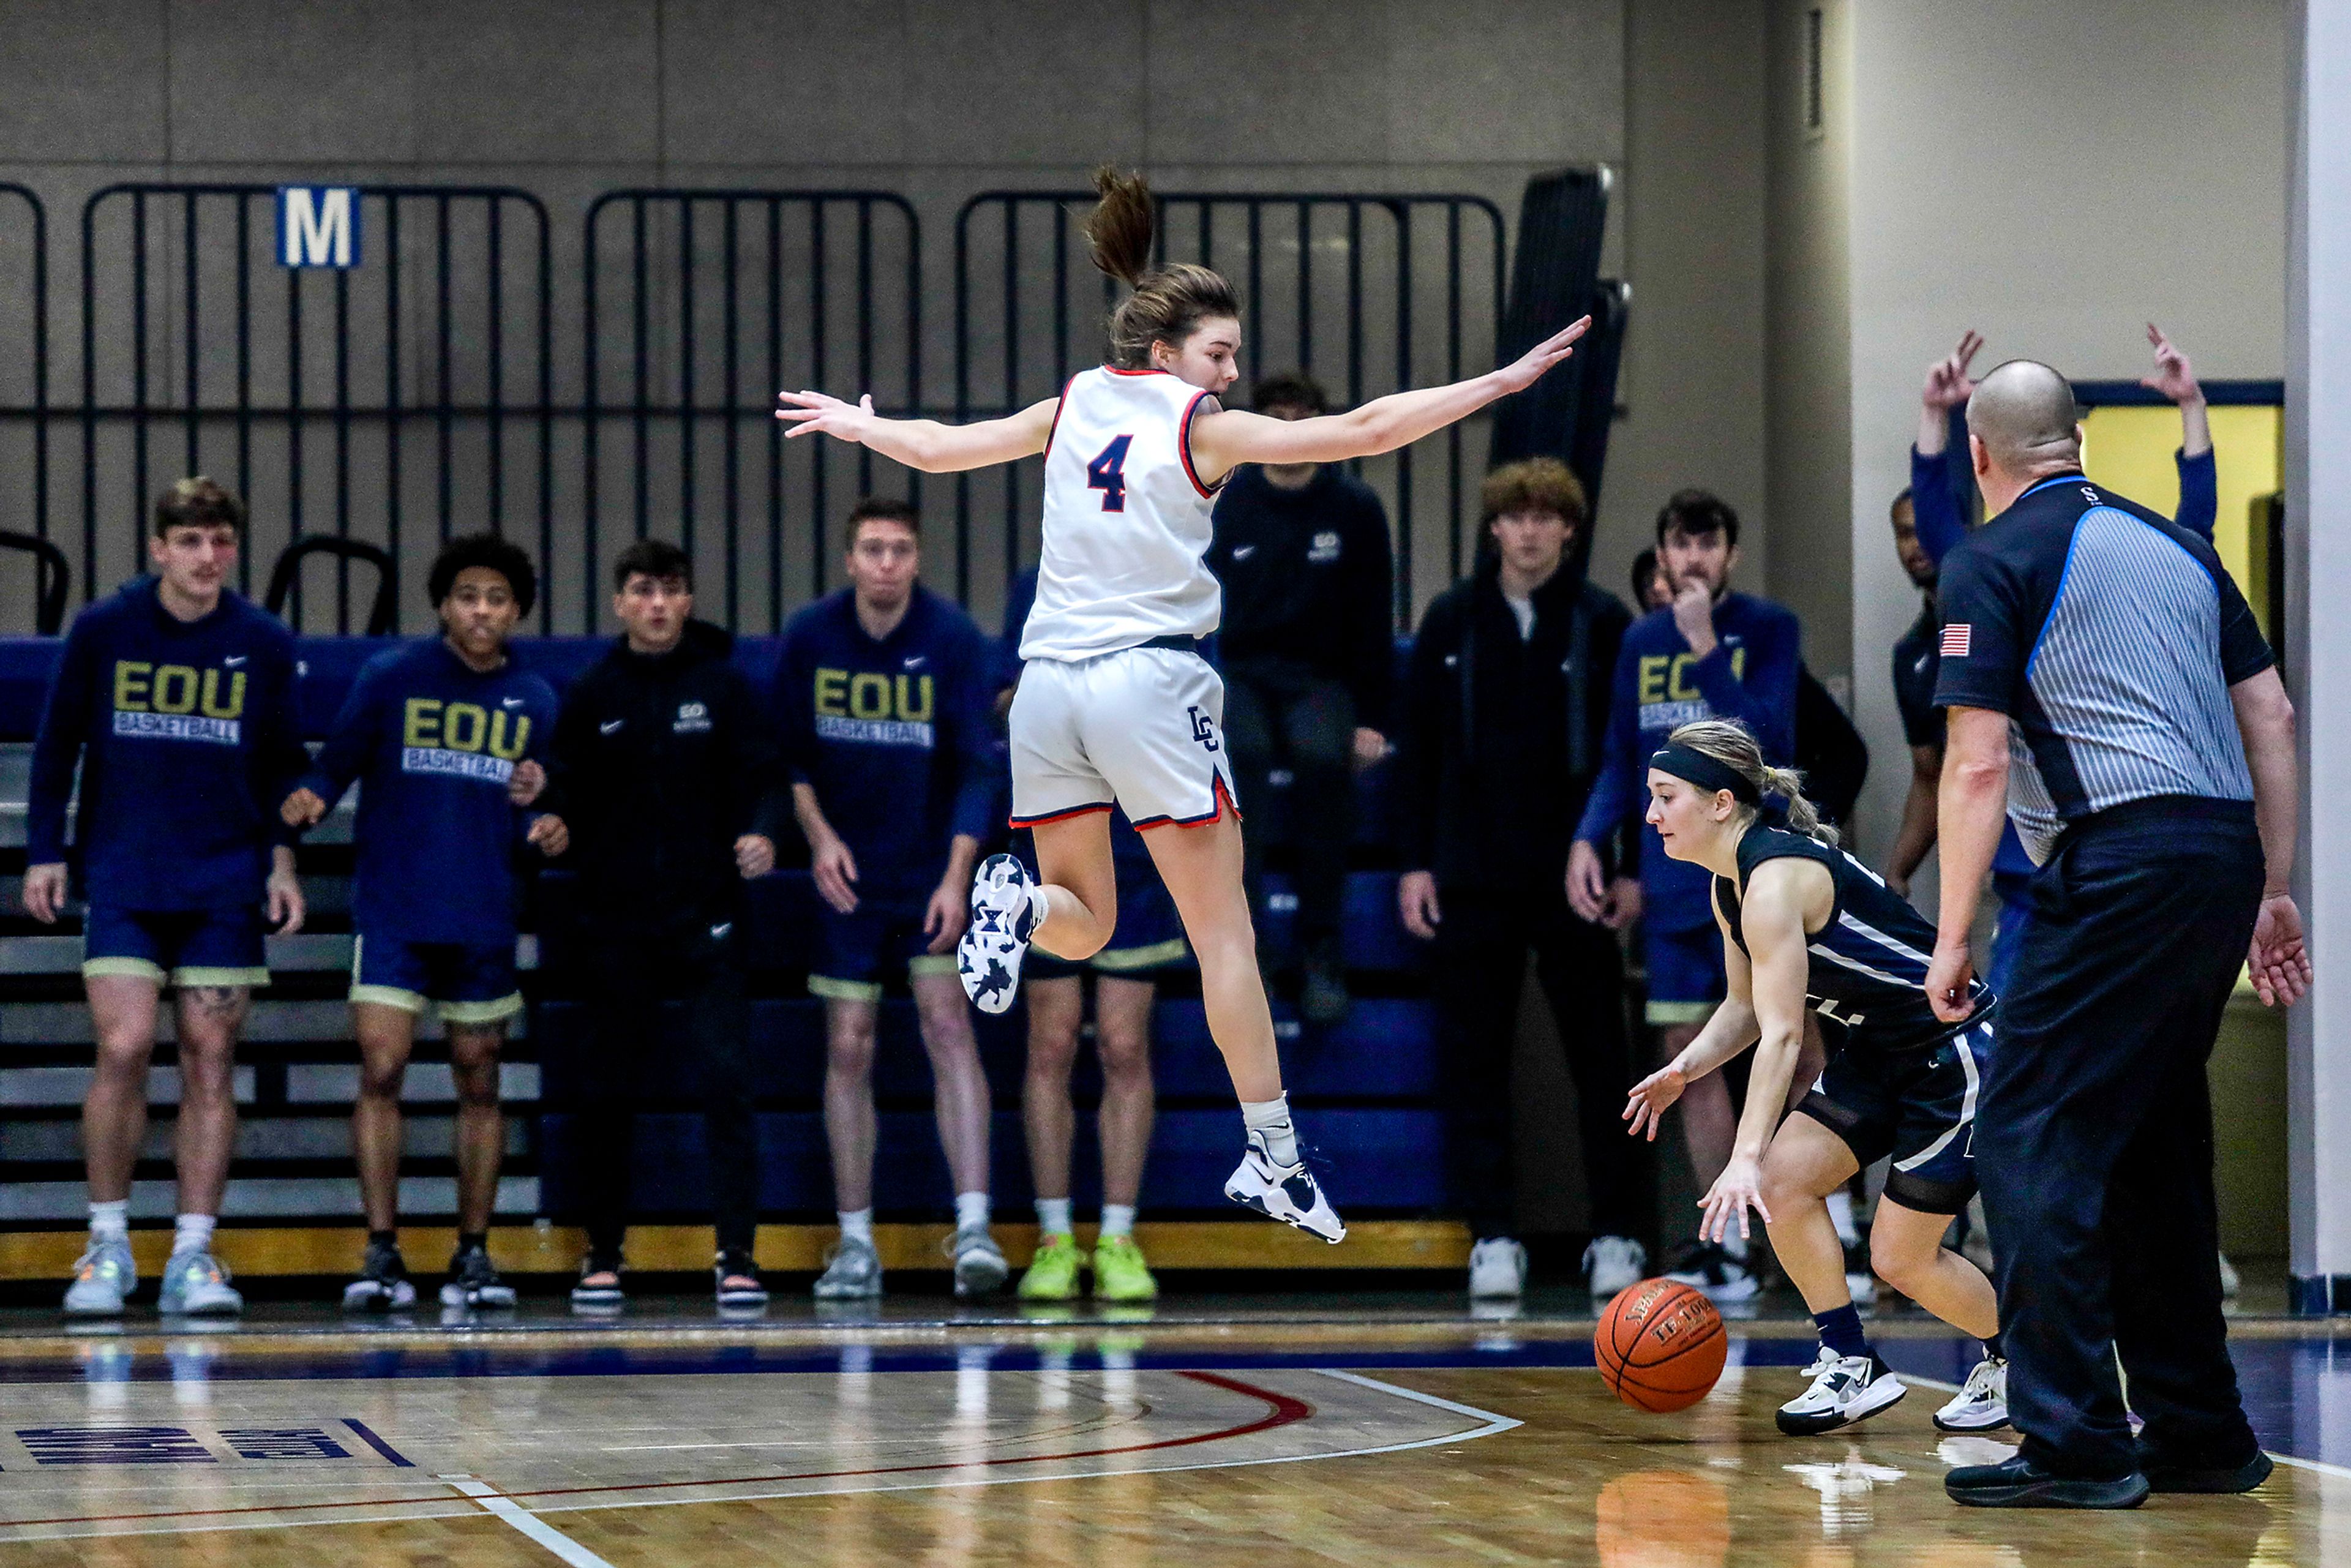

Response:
(775, 391), (1059, 474)
(1188, 316), (1589, 482)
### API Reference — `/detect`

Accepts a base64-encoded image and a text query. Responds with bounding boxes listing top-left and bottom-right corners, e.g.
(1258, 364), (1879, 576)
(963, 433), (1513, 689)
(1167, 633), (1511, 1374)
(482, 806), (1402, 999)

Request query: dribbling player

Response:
(781, 167), (1588, 1241)
(1624, 719), (2008, 1438)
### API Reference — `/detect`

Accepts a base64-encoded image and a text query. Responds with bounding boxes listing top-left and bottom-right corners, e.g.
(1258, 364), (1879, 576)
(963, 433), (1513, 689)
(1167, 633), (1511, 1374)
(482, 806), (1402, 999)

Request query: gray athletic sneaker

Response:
(156, 1249), (243, 1316)
(948, 1223), (1008, 1299)
(814, 1235), (883, 1300)
(63, 1236), (138, 1316)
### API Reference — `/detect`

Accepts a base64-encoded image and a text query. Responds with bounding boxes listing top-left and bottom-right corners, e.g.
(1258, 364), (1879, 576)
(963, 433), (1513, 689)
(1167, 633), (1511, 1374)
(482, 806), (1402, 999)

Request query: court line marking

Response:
(0, 1365), (1526, 1540)
(441, 1476), (615, 1568)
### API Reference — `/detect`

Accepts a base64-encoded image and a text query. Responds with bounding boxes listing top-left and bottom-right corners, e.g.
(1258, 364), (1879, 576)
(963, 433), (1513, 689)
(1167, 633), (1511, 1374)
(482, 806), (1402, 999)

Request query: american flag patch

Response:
(1941, 623), (1972, 658)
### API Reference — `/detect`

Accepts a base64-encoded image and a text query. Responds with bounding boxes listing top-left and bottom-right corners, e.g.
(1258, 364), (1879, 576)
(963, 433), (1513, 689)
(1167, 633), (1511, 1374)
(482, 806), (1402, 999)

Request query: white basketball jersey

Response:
(1019, 367), (1224, 662)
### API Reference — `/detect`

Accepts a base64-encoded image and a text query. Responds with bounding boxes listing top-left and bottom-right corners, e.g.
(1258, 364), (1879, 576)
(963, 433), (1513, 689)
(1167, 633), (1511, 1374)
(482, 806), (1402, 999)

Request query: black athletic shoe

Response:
(1945, 1455), (2150, 1509)
(2134, 1439), (2274, 1494)
(714, 1248), (769, 1308)
(341, 1239), (418, 1313)
(439, 1242), (518, 1310)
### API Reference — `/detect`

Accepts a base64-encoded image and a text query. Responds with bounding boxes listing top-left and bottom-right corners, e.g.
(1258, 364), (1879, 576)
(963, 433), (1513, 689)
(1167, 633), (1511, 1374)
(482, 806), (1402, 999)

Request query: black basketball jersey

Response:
(1714, 822), (1995, 1053)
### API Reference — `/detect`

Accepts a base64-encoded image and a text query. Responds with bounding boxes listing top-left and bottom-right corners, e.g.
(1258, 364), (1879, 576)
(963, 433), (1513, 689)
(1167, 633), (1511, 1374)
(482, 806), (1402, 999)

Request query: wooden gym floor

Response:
(0, 1304), (2340, 1565)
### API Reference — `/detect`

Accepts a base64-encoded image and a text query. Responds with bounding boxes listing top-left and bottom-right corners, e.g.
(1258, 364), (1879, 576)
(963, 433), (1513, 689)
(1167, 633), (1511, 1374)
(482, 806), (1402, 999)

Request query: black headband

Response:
(1649, 743), (1762, 805)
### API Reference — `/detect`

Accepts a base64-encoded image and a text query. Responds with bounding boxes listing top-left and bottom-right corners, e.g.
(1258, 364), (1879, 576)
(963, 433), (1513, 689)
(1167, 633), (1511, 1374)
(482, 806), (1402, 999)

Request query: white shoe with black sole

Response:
(959, 854), (1037, 1016)
(1224, 1132), (1346, 1243)
(1583, 1235), (1646, 1299)
(1776, 1348), (1907, 1436)
(1933, 1354), (2011, 1433)
(948, 1225), (1009, 1299)
(1469, 1238), (1528, 1299)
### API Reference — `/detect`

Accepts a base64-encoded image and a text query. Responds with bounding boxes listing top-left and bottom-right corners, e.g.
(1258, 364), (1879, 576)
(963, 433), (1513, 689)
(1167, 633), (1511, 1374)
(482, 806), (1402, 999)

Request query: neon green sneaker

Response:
(1091, 1234), (1158, 1302)
(1017, 1232), (1084, 1300)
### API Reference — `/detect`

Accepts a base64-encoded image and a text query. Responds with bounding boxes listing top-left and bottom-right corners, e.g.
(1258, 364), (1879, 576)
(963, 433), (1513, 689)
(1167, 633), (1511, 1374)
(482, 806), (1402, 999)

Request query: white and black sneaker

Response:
(947, 1225), (1009, 1299)
(1933, 1354), (2010, 1433)
(959, 854), (1038, 1015)
(342, 1238), (418, 1313)
(1776, 1347), (1907, 1436)
(440, 1242), (517, 1310)
(1224, 1131), (1346, 1243)
(1583, 1235), (1647, 1299)
(1663, 1241), (1760, 1304)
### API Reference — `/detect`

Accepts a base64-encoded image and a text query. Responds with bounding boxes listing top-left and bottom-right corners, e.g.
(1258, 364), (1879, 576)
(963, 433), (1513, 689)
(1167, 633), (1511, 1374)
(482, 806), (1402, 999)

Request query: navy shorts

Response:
(83, 904), (269, 989)
(1029, 869), (1188, 981)
(1798, 1018), (1992, 1215)
(1643, 921), (1727, 1025)
(810, 899), (958, 1002)
(351, 932), (522, 1025)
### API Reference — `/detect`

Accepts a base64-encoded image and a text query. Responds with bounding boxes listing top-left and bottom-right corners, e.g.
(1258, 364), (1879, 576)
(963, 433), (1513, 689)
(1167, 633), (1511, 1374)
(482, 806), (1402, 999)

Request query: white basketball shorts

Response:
(1007, 644), (1239, 830)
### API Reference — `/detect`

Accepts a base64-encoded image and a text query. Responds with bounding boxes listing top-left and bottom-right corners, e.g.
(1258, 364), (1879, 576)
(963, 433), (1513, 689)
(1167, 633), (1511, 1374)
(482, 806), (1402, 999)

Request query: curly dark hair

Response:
(427, 533), (537, 617)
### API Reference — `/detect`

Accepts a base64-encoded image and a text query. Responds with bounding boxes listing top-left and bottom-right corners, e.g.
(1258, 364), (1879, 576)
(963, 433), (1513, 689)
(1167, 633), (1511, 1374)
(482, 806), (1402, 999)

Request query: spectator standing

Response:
(1929, 358), (2304, 1507)
(538, 539), (784, 1311)
(23, 479), (308, 1319)
(281, 536), (560, 1313)
(779, 500), (1003, 1300)
(1397, 458), (1643, 1300)
(1568, 489), (1802, 1302)
(996, 567), (1177, 1304)
(1205, 372), (1395, 1022)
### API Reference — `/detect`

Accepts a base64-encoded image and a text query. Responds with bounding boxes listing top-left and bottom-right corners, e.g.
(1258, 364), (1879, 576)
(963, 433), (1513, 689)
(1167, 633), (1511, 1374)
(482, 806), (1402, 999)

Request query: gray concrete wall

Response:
(0, 0), (1630, 634)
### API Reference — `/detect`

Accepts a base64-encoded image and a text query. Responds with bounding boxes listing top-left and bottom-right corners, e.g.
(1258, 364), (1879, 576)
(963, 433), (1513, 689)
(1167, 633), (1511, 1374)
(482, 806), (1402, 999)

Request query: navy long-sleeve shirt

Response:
(779, 585), (996, 902)
(298, 639), (559, 944)
(28, 578), (306, 912)
(1574, 591), (1802, 931)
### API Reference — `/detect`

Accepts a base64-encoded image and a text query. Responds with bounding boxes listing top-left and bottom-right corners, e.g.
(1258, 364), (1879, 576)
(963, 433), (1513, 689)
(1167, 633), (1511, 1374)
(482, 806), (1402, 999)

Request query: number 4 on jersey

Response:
(1086, 434), (1135, 512)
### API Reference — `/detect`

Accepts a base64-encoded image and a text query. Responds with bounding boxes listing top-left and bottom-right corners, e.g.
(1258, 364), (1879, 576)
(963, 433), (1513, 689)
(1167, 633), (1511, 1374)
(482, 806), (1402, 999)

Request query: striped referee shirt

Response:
(1932, 473), (2272, 863)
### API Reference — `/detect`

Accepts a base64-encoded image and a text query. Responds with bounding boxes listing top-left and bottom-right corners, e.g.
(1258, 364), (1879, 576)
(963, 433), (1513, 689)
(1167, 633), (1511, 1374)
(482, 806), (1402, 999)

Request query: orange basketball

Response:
(1594, 1277), (1727, 1413)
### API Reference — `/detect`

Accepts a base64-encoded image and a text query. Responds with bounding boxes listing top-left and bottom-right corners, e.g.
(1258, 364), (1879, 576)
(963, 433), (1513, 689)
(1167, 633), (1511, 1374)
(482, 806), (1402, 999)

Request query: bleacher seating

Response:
(0, 632), (1445, 1232)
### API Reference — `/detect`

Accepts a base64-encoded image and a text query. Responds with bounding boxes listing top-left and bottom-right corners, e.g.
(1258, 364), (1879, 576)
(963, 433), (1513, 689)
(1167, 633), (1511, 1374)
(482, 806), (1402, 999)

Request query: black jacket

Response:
(1399, 552), (1630, 891)
(544, 620), (789, 929)
(1206, 463), (1395, 729)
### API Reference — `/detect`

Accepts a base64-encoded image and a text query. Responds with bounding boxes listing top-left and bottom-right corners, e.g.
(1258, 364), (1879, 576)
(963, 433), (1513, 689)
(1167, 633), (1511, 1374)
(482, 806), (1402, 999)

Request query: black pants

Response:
(1977, 798), (2263, 1479)
(1433, 882), (1638, 1240)
(1223, 662), (1355, 950)
(566, 918), (760, 1258)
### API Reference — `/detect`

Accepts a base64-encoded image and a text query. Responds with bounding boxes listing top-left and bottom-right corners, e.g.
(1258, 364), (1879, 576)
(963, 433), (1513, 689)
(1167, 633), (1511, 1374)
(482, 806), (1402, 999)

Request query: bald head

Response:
(1967, 359), (2082, 476)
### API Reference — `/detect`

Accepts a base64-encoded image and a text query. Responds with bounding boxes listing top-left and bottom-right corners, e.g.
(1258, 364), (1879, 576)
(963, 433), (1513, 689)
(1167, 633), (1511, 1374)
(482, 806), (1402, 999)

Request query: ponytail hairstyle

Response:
(1663, 718), (1839, 846)
(1082, 166), (1242, 370)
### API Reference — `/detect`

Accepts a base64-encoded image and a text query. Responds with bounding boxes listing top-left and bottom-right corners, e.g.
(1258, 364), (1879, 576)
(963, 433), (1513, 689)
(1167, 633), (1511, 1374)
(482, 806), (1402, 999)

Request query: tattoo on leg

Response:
(186, 987), (245, 1021)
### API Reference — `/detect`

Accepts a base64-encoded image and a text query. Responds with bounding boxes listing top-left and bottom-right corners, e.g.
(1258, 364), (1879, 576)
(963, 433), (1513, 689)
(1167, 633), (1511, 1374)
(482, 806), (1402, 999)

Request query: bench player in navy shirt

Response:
(779, 499), (1002, 1300)
(1569, 489), (1802, 1301)
(1626, 720), (2007, 1441)
(25, 479), (309, 1318)
(994, 566), (1181, 1304)
(282, 536), (560, 1313)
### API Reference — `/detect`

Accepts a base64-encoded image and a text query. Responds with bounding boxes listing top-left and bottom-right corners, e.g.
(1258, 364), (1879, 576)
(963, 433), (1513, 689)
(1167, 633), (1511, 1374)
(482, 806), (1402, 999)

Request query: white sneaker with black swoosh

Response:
(958, 854), (1037, 1015)
(1223, 1132), (1346, 1243)
(1776, 1348), (1907, 1435)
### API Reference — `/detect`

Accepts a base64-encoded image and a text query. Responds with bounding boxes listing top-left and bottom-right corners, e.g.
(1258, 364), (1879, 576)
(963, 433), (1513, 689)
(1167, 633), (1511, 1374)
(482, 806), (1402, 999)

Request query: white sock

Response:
(1026, 883), (1052, 931)
(88, 1200), (129, 1244)
(1099, 1204), (1137, 1240)
(838, 1209), (874, 1246)
(955, 1191), (991, 1232)
(171, 1214), (215, 1257)
(1034, 1197), (1073, 1237)
(1241, 1095), (1299, 1168)
(1826, 1190), (1859, 1246)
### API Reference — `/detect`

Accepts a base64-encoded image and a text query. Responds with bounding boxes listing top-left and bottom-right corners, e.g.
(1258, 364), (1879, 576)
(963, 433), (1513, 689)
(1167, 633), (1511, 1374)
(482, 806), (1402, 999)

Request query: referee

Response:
(1924, 359), (2309, 1508)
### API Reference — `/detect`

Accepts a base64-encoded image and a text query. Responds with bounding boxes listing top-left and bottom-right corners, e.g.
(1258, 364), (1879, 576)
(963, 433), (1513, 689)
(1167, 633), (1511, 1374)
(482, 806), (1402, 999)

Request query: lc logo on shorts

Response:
(1188, 705), (1219, 752)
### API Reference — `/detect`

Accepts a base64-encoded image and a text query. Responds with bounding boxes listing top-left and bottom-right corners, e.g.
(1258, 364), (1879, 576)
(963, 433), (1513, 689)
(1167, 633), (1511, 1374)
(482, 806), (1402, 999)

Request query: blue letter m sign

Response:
(277, 187), (359, 268)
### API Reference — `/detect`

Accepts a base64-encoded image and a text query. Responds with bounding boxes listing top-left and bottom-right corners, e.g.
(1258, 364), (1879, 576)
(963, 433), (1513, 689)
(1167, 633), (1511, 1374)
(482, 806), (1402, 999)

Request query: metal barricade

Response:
(78, 184), (552, 631)
(583, 191), (920, 632)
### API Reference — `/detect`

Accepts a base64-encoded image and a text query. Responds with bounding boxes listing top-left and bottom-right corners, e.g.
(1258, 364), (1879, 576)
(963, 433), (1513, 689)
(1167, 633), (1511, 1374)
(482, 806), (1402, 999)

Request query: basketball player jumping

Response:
(781, 167), (1588, 1241)
(1624, 719), (2008, 1438)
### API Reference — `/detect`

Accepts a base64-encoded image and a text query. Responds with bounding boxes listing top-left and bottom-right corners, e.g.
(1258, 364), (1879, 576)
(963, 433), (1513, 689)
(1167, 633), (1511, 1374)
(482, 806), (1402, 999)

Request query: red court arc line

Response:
(0, 1368), (1313, 1533)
